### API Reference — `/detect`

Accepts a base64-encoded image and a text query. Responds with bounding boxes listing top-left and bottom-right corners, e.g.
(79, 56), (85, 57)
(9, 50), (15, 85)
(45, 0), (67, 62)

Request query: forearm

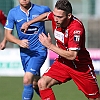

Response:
(0, 35), (7, 50)
(2, 36), (7, 44)
(49, 44), (78, 60)
(5, 29), (20, 45)
(39, 33), (77, 60)
(27, 12), (49, 25)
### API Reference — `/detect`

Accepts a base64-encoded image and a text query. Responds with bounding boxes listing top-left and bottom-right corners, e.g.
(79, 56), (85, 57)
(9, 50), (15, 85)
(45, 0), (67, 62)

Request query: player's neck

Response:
(20, 2), (31, 13)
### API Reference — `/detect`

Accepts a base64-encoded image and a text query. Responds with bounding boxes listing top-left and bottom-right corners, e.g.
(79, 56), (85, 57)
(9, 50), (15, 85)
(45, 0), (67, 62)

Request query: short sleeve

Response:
(47, 12), (53, 20)
(68, 25), (84, 50)
(4, 10), (15, 30)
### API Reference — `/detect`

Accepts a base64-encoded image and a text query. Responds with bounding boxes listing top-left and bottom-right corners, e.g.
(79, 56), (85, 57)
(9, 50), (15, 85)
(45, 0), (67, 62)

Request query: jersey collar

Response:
(20, 3), (33, 15)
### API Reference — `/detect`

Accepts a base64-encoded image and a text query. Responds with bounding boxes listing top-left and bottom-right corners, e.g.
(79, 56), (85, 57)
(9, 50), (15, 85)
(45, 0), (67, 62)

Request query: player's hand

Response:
(21, 22), (29, 33)
(39, 33), (52, 49)
(18, 39), (29, 48)
(0, 40), (7, 50)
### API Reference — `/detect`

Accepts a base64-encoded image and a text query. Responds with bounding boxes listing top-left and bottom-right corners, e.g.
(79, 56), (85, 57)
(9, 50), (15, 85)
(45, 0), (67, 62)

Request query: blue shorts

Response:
(20, 50), (47, 76)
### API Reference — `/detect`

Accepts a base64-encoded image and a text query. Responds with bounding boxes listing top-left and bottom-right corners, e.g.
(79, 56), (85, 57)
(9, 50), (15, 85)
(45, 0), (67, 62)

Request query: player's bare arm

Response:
(21, 12), (50, 33)
(39, 33), (78, 60)
(5, 29), (29, 48)
(0, 36), (7, 50)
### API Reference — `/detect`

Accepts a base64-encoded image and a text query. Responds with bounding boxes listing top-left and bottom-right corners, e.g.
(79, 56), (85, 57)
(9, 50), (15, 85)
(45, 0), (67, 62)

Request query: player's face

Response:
(53, 8), (68, 28)
(19, 0), (31, 7)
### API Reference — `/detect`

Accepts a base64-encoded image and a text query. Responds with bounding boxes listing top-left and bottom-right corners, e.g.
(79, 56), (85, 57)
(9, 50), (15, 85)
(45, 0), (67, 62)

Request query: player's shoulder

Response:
(33, 4), (51, 12)
(69, 15), (84, 29)
(33, 4), (50, 9)
(72, 16), (83, 26)
(9, 5), (20, 13)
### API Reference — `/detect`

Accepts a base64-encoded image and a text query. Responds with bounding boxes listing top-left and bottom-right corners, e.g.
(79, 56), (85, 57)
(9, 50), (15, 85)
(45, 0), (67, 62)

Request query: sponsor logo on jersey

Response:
(17, 19), (23, 22)
(74, 30), (81, 34)
(32, 15), (39, 19)
(24, 97), (30, 100)
(74, 34), (80, 42)
(25, 26), (39, 34)
(73, 30), (81, 42)
(54, 29), (64, 43)
(30, 68), (36, 72)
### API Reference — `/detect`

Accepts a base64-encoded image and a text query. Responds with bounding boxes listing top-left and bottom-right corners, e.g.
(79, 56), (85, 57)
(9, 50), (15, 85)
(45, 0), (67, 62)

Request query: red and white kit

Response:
(44, 12), (100, 98)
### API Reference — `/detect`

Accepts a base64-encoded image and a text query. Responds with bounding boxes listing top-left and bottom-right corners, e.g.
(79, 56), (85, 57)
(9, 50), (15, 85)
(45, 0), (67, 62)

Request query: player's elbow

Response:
(68, 55), (76, 60)
(6, 36), (9, 41)
(42, 12), (49, 21)
(65, 51), (78, 60)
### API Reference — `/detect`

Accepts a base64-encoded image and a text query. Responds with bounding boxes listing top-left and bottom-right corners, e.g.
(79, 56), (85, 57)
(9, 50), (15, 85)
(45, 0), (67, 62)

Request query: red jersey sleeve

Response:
(0, 10), (7, 26)
(47, 12), (56, 32)
(47, 12), (53, 20)
(68, 22), (85, 50)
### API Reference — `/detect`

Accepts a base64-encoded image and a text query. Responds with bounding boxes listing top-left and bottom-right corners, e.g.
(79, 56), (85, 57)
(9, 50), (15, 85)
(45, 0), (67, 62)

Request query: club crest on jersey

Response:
(65, 29), (68, 38)
(73, 30), (81, 42)
(32, 15), (39, 19)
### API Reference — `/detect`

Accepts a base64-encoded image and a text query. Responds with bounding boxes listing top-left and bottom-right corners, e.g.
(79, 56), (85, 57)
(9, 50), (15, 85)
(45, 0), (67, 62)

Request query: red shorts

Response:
(43, 60), (100, 99)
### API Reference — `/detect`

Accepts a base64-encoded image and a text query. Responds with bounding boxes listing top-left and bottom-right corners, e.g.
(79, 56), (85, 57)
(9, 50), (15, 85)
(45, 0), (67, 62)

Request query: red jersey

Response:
(0, 10), (6, 26)
(48, 12), (92, 65)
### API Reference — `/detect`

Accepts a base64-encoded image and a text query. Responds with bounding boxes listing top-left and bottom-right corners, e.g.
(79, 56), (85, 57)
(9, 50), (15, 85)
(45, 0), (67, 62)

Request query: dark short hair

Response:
(55, 0), (72, 15)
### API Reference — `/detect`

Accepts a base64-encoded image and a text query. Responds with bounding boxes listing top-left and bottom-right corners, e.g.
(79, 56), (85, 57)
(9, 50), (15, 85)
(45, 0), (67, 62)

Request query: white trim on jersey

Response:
(4, 27), (13, 30)
(69, 48), (80, 51)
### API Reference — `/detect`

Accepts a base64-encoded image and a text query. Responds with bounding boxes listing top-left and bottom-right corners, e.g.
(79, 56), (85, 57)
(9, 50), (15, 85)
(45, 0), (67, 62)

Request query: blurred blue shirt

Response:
(5, 4), (51, 56)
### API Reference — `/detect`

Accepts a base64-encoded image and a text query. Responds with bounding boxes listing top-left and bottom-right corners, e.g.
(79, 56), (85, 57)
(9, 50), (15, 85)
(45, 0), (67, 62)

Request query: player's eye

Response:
(54, 14), (63, 18)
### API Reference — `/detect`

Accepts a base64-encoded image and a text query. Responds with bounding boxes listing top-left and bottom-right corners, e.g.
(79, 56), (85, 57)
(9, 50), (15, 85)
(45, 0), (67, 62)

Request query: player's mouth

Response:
(21, 1), (29, 5)
(56, 23), (60, 27)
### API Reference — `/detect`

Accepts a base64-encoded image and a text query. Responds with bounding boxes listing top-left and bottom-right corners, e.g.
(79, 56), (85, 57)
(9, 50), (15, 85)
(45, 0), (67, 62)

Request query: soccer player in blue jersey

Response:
(4, 0), (51, 100)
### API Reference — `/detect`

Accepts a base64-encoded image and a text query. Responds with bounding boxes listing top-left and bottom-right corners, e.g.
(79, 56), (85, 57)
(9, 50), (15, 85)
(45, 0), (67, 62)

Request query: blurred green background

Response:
(0, 75), (100, 100)
(0, 0), (100, 100)
(0, 0), (100, 48)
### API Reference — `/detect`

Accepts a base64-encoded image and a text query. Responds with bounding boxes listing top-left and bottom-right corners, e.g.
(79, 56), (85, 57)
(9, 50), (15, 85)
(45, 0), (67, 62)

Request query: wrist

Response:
(2, 38), (7, 44)
(27, 20), (33, 26)
(48, 43), (53, 50)
(16, 39), (21, 46)
(27, 22), (30, 26)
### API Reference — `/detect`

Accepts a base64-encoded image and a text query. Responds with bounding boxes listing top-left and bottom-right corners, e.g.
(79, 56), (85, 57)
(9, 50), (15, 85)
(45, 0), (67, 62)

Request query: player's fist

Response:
(21, 22), (29, 33)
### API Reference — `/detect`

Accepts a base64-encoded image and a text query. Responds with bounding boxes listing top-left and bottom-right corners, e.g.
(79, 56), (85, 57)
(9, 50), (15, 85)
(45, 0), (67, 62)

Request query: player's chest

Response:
(54, 28), (69, 44)
(15, 12), (41, 26)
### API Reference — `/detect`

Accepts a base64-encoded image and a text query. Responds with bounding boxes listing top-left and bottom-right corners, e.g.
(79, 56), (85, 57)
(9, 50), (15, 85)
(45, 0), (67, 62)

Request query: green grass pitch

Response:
(0, 75), (100, 100)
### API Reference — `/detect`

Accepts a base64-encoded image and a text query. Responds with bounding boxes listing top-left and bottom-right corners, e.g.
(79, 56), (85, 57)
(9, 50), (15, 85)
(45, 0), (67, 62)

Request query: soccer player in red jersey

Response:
(21, 0), (100, 100)
(0, 10), (7, 50)
(0, 10), (6, 26)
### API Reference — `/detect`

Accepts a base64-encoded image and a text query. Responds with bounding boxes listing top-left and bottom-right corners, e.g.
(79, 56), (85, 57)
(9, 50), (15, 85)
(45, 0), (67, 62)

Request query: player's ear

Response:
(68, 13), (72, 19)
